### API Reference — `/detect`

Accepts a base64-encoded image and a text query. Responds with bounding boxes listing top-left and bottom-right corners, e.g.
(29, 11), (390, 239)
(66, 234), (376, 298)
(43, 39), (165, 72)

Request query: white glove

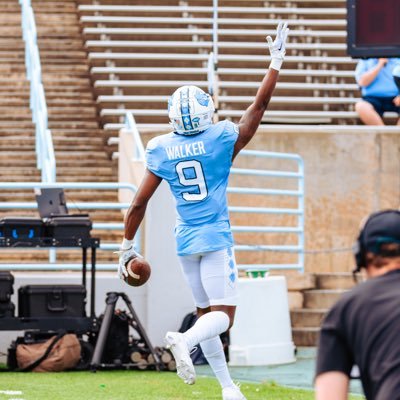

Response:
(115, 238), (140, 280)
(267, 21), (289, 71)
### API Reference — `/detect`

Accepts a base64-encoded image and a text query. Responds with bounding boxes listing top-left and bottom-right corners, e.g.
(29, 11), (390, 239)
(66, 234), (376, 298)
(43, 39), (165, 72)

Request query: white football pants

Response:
(178, 247), (238, 309)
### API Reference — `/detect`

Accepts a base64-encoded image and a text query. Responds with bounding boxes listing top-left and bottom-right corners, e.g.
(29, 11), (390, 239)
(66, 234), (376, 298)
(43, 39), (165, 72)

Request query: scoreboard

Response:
(347, 0), (400, 57)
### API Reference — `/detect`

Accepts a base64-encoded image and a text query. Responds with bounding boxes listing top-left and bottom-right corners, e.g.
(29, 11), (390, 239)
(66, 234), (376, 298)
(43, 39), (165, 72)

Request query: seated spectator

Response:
(355, 58), (400, 125)
(315, 210), (400, 400)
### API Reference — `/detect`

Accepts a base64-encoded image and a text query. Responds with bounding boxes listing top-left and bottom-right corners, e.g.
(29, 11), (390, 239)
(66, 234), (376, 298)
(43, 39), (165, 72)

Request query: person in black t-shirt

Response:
(315, 210), (400, 400)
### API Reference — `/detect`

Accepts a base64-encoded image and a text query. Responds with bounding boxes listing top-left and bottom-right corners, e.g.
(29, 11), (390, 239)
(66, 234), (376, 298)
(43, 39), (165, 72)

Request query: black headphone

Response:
(353, 210), (400, 273)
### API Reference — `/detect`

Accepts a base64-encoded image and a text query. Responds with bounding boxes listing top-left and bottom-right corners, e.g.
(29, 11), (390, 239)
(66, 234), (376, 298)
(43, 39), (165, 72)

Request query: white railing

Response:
(230, 150), (305, 273)
(208, 0), (219, 118)
(20, 0), (56, 183)
(124, 113), (146, 161)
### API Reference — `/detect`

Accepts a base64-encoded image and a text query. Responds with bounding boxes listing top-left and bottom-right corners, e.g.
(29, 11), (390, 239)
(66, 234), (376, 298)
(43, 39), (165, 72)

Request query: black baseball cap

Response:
(363, 210), (400, 254)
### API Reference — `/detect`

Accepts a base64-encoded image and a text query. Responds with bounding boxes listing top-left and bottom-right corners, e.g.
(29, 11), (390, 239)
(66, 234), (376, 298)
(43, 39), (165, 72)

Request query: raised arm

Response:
(357, 58), (387, 87)
(117, 169), (162, 279)
(232, 22), (289, 160)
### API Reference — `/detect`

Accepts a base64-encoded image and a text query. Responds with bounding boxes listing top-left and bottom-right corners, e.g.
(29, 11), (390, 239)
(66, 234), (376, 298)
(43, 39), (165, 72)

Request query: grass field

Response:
(0, 370), (364, 400)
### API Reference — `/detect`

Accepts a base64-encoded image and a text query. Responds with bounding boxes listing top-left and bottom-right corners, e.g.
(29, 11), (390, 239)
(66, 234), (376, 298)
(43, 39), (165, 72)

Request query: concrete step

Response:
(45, 90), (94, 98)
(291, 309), (327, 328)
(0, 190), (118, 202)
(42, 65), (89, 73)
(0, 69), (25, 76)
(292, 327), (320, 347)
(53, 136), (104, 145)
(5, 90), (93, 100)
(316, 273), (356, 290)
(54, 145), (107, 152)
(56, 167), (114, 176)
(55, 151), (108, 160)
(271, 272), (316, 291)
(0, 175), (41, 182)
(37, 28), (81, 38)
(303, 289), (347, 309)
(0, 210), (122, 220)
(51, 129), (105, 137)
(56, 175), (117, 183)
(0, 113), (32, 121)
(0, 78), (28, 86)
(0, 150), (36, 157)
(0, 251), (117, 263)
(0, 159), (36, 167)
(0, 144), (35, 151)
(0, 131), (34, 137)
(56, 159), (114, 168)
(48, 121), (99, 129)
(0, 99), (28, 106)
(0, 122), (34, 130)
(0, 166), (113, 177)
(0, 169), (41, 177)
(47, 99), (96, 107)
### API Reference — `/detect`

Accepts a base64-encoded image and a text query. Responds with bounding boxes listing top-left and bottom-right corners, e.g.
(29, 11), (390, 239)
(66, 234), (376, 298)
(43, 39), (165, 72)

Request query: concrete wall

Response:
(128, 125), (400, 273)
(250, 126), (400, 273)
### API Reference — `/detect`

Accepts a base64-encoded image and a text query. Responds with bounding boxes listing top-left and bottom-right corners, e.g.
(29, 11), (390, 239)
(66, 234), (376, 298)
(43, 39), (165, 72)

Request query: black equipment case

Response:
(0, 271), (14, 302)
(0, 217), (44, 239)
(44, 216), (92, 239)
(0, 301), (15, 317)
(18, 285), (86, 318)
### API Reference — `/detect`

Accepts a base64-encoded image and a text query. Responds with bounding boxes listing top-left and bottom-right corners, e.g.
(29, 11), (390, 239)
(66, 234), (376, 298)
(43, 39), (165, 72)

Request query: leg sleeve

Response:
(178, 254), (210, 309)
(200, 247), (238, 306)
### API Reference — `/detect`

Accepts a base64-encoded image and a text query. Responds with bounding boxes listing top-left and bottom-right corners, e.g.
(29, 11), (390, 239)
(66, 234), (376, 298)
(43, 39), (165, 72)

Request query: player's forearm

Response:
(238, 68), (279, 129)
(358, 65), (382, 87)
(253, 67), (279, 110)
(124, 201), (147, 241)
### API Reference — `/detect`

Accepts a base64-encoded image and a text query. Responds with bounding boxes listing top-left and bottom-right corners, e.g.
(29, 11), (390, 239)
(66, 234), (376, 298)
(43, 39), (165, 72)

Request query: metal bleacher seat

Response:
(77, 0), (395, 131)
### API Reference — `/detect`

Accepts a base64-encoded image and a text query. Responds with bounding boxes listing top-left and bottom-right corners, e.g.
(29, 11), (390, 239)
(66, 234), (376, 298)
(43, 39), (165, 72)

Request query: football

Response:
(124, 256), (151, 287)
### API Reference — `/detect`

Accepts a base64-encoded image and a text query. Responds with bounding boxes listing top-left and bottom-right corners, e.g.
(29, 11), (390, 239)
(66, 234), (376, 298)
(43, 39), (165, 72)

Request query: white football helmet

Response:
(168, 85), (215, 135)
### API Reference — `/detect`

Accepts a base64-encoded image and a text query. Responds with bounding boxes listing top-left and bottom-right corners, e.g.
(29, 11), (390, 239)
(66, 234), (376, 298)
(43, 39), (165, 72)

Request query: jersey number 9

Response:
(176, 160), (208, 201)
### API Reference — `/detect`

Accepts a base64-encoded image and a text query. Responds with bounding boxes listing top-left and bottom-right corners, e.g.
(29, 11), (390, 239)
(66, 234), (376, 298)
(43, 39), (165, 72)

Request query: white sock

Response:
(200, 336), (234, 389)
(183, 311), (229, 350)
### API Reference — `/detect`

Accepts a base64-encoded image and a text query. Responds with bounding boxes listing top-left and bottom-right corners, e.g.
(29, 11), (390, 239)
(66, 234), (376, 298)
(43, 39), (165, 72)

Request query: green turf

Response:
(0, 370), (363, 400)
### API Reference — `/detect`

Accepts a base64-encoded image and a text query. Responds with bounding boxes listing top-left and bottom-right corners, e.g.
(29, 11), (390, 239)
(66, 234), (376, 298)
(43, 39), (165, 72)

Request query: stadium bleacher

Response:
(77, 0), (383, 137)
(0, 0), (122, 265)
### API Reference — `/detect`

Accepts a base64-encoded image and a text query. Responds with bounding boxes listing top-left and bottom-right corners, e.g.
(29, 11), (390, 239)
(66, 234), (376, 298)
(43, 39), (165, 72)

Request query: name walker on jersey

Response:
(165, 141), (206, 160)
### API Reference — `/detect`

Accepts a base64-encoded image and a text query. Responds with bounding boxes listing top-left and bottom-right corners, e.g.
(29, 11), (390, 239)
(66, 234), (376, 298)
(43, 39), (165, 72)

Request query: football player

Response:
(118, 22), (289, 400)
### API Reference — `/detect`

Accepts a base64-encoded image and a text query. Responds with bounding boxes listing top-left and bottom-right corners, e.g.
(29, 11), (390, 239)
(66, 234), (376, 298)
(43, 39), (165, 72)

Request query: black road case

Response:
(44, 216), (92, 239)
(0, 217), (44, 239)
(0, 301), (15, 317)
(0, 271), (14, 302)
(18, 285), (86, 318)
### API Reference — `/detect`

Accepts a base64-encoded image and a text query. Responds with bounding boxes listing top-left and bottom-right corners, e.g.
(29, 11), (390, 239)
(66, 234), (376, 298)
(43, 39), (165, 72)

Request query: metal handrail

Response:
(208, 0), (219, 117)
(19, 0), (56, 183)
(229, 149), (305, 273)
(124, 113), (146, 161)
(0, 182), (139, 270)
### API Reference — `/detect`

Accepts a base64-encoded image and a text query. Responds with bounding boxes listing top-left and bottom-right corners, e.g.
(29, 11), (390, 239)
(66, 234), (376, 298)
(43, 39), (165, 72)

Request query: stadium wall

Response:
(137, 125), (400, 274)
(251, 126), (400, 273)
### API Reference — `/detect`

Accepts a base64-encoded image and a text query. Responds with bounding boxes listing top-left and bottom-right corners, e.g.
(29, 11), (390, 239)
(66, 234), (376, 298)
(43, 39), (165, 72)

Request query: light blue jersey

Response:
(146, 120), (239, 256)
(355, 58), (400, 97)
